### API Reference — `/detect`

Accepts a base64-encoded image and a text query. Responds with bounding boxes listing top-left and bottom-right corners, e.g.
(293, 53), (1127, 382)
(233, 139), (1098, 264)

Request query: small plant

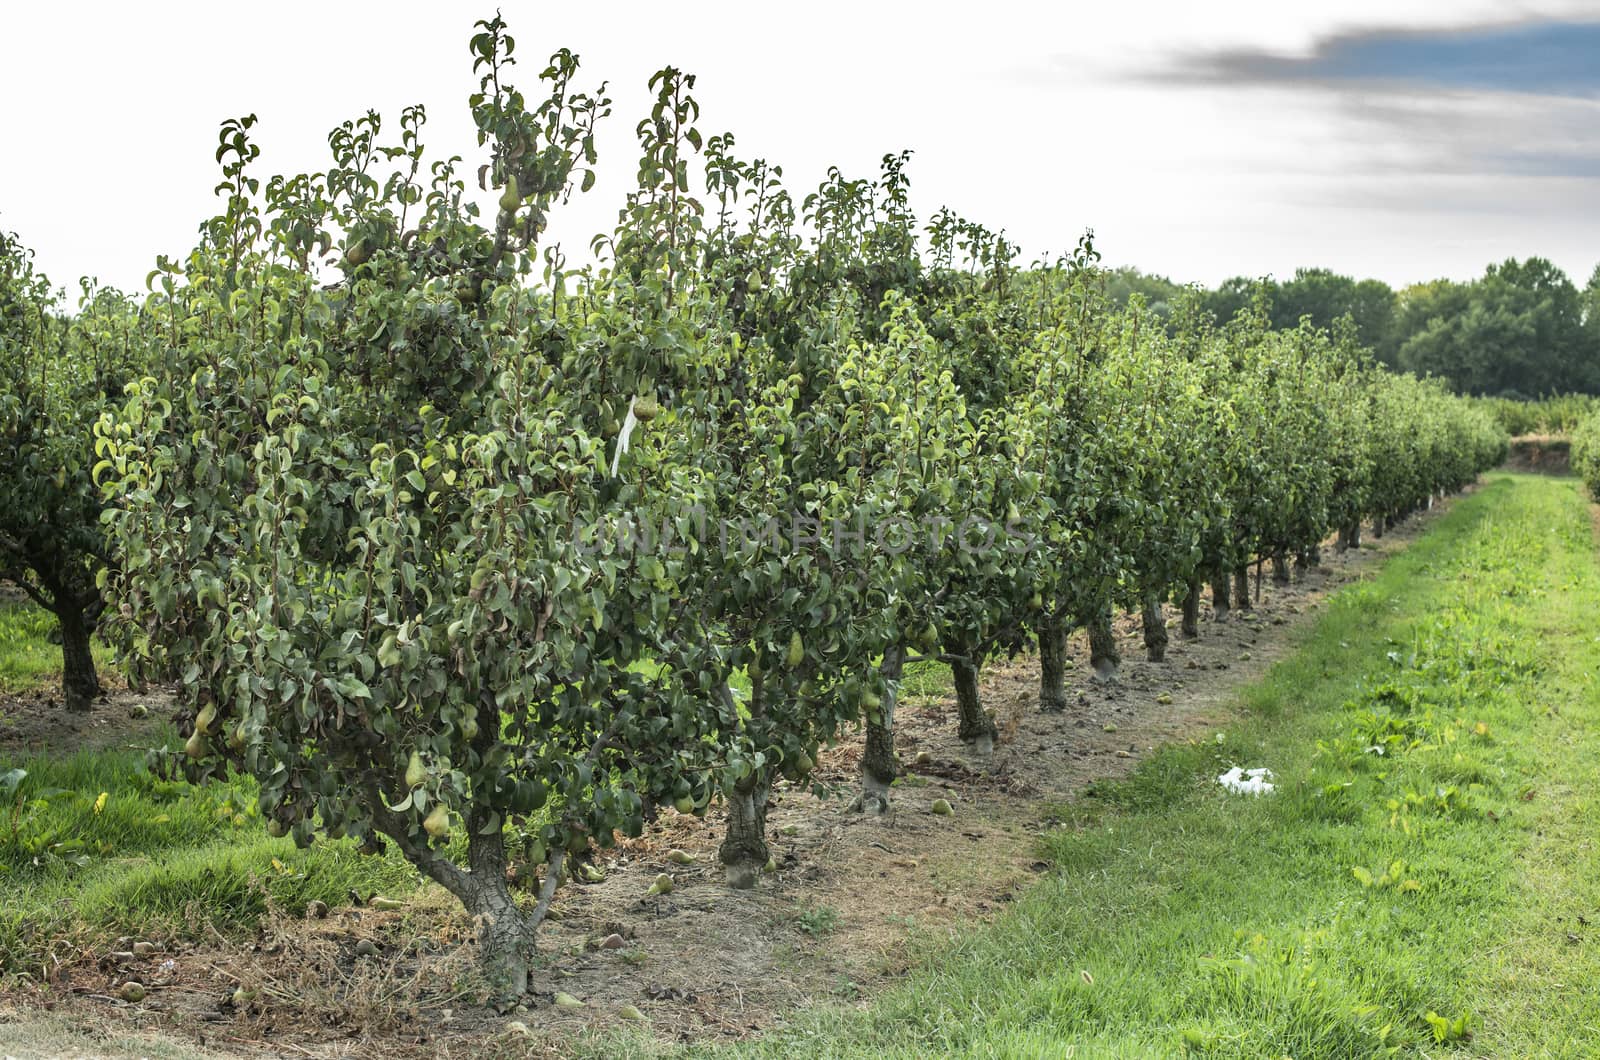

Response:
(796, 904), (840, 937)
(1350, 860), (1421, 892)
(1423, 1009), (1474, 1044)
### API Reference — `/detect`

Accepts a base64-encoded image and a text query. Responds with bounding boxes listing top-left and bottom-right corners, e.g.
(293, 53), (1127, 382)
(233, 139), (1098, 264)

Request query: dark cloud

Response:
(1139, 19), (1600, 183)
(1162, 19), (1600, 98)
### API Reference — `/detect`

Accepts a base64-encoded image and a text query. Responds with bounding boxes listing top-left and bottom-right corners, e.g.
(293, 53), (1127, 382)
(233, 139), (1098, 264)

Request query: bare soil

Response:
(0, 501), (1453, 1059)
(0, 683), (174, 754)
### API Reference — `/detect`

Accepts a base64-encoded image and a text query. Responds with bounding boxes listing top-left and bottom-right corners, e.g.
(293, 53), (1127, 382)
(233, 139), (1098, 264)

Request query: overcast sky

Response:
(4, 1), (1600, 296)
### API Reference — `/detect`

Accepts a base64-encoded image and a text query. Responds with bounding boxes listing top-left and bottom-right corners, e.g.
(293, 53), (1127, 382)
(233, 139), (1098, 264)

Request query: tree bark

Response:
(1271, 553), (1291, 585)
(459, 824), (539, 1001)
(58, 604), (100, 712)
(1233, 564), (1253, 611)
(1088, 606), (1120, 681)
(1140, 594), (1167, 663)
(1339, 521), (1361, 551)
(1037, 617), (1069, 713)
(1372, 514), (1386, 539)
(1180, 577), (1201, 639)
(953, 653), (996, 760)
(859, 644), (904, 815)
(719, 770), (771, 889)
(1210, 571), (1231, 622)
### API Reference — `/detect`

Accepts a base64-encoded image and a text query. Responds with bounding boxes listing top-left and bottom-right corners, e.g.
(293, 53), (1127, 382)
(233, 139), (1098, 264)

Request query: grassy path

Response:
(657, 473), (1600, 1059)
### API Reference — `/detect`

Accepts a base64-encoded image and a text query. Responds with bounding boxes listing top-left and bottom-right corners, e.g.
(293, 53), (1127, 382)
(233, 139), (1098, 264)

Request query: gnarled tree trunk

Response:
(720, 770), (771, 889)
(1140, 594), (1167, 663)
(953, 652), (996, 761)
(58, 604), (101, 712)
(1088, 606), (1120, 681)
(1180, 577), (1201, 639)
(1210, 571), (1231, 622)
(459, 824), (539, 1001)
(1037, 617), (1069, 713)
(1233, 564), (1252, 611)
(370, 789), (550, 1006)
(1271, 552), (1291, 585)
(859, 644), (904, 815)
(1339, 521), (1361, 551)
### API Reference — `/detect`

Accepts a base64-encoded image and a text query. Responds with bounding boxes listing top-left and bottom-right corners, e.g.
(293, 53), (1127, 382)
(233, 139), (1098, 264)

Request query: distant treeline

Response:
(1106, 260), (1600, 399)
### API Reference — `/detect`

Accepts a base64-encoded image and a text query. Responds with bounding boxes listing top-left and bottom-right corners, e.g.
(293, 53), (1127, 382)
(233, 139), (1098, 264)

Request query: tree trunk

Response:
(1339, 521), (1361, 551)
(953, 653), (996, 760)
(459, 824), (538, 1003)
(1233, 564), (1252, 611)
(1372, 514), (1386, 539)
(1210, 572), (1231, 623)
(1037, 617), (1069, 713)
(859, 644), (904, 815)
(1088, 607), (1120, 681)
(1271, 553), (1291, 585)
(1140, 594), (1167, 662)
(720, 770), (771, 889)
(59, 604), (100, 712)
(1180, 577), (1201, 639)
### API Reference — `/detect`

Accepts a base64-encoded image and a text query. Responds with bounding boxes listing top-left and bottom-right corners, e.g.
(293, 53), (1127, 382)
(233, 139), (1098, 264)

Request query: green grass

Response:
(2, 597), (423, 977)
(0, 734), (422, 977)
(6, 472), (1598, 1058)
(588, 472), (1600, 1058)
(0, 596), (114, 696)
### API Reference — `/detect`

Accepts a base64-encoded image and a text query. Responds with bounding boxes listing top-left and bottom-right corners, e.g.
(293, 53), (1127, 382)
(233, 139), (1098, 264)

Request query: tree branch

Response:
(0, 565), (55, 612)
(527, 848), (567, 929)
(361, 778), (471, 898)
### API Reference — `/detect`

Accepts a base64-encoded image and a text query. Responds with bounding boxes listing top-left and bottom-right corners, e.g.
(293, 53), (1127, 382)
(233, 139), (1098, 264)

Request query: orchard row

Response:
(0, 17), (1504, 996)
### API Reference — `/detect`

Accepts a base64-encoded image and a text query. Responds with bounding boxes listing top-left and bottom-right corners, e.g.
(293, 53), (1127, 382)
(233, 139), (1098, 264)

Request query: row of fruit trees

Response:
(0, 17), (1505, 997)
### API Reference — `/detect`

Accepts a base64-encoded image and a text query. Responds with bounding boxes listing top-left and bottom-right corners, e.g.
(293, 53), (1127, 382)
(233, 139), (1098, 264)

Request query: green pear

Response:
(423, 803), (450, 839)
(498, 174), (521, 213)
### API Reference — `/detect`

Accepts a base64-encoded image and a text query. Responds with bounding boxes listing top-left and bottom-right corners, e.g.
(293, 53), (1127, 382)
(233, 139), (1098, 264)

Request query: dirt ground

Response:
(0, 682), (172, 753)
(0, 502), (1453, 1059)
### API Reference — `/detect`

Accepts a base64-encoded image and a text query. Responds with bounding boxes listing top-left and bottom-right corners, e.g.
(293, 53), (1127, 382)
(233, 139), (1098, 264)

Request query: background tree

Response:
(1395, 259), (1590, 396)
(1101, 265), (1186, 323)
(0, 235), (145, 710)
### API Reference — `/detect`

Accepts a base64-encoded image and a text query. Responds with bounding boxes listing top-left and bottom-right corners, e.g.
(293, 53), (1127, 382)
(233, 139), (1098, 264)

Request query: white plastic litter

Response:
(609, 399), (641, 477)
(1218, 766), (1276, 796)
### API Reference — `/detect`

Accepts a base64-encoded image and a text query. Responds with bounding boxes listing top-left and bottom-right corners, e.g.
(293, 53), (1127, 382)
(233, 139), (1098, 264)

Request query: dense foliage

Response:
(1474, 393), (1599, 436)
(0, 17), (1506, 999)
(1572, 409), (1600, 499)
(0, 233), (147, 709)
